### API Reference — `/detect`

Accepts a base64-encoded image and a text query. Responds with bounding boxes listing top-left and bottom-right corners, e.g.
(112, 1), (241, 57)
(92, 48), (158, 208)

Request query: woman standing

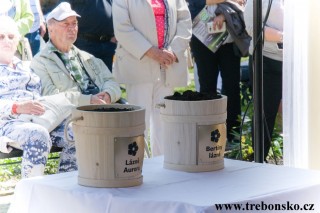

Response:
(186, 0), (247, 145)
(112, 0), (192, 156)
(244, 0), (284, 160)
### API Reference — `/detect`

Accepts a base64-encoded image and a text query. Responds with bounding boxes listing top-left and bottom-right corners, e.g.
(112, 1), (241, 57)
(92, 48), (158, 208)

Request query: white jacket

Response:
(112, 0), (192, 87)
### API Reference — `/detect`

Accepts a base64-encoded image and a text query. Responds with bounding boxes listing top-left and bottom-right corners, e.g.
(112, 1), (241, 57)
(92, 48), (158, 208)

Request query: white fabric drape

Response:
(283, 0), (320, 170)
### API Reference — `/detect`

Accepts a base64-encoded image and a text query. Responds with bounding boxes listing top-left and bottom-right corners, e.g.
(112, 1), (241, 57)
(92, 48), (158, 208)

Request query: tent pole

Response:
(253, 0), (264, 163)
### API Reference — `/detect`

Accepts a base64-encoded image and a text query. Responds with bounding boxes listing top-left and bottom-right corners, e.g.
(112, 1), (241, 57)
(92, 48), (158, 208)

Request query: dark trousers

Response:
(75, 38), (117, 72)
(249, 56), (282, 160)
(190, 36), (241, 140)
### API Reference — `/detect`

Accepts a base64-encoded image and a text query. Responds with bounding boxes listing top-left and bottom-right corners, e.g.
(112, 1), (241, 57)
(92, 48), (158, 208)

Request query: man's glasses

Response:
(0, 34), (16, 41)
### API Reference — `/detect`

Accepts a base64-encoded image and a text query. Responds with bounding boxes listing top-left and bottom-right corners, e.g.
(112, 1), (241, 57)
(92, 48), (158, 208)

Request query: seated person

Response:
(31, 2), (121, 106)
(0, 16), (76, 178)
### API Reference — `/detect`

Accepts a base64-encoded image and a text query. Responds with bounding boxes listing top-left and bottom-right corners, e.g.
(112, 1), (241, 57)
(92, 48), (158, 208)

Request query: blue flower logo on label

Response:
(211, 129), (220, 143)
(128, 141), (139, 156)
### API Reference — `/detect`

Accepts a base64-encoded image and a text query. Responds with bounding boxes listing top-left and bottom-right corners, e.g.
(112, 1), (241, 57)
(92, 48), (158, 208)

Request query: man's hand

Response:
(40, 23), (46, 37)
(110, 36), (117, 44)
(90, 94), (107, 104)
(16, 100), (46, 115)
(96, 92), (111, 104)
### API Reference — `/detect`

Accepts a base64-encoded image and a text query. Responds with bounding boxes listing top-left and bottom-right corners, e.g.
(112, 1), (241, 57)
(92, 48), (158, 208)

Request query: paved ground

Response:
(0, 195), (12, 213)
(0, 179), (16, 213)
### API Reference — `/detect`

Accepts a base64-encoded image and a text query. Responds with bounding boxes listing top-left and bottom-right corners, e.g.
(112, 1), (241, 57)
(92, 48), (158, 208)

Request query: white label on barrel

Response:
(114, 136), (145, 178)
(197, 124), (226, 164)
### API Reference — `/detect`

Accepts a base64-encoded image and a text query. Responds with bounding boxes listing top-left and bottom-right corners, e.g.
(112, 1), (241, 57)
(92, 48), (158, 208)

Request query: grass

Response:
(0, 152), (60, 182)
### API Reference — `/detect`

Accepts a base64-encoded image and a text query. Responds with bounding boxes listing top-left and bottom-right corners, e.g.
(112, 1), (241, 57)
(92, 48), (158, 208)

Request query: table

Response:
(8, 157), (320, 213)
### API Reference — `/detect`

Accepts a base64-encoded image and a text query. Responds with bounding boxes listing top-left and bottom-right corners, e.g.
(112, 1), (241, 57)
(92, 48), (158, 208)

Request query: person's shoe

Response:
(225, 140), (240, 151)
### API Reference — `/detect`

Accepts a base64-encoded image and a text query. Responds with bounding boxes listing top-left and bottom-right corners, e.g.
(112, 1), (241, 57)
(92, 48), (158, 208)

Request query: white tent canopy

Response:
(283, 0), (320, 170)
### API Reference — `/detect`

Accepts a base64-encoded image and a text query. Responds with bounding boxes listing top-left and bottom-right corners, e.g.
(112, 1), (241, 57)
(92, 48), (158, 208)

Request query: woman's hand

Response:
(206, 0), (225, 5)
(16, 100), (46, 115)
(231, 0), (246, 7)
(206, 0), (246, 6)
(145, 47), (176, 69)
(213, 14), (226, 30)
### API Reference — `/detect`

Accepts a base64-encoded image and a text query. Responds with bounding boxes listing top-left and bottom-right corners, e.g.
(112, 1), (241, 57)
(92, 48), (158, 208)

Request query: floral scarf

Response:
(162, 0), (170, 49)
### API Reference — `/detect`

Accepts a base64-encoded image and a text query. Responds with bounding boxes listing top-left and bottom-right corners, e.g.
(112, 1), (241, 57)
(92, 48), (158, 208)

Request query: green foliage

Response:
(120, 84), (127, 99)
(0, 152), (61, 182)
(267, 130), (283, 164)
(174, 80), (195, 93)
(44, 152), (60, 175)
(0, 157), (21, 182)
(225, 84), (283, 163)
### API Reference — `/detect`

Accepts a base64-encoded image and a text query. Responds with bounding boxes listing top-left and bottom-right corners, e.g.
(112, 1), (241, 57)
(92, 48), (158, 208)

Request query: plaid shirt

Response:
(48, 42), (88, 91)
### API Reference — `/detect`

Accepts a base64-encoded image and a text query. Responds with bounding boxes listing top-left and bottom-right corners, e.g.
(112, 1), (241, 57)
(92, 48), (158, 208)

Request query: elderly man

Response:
(59, 0), (116, 71)
(31, 2), (121, 106)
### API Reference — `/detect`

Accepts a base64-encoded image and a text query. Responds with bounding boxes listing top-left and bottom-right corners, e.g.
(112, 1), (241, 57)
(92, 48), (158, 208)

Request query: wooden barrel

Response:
(159, 96), (227, 172)
(70, 104), (145, 187)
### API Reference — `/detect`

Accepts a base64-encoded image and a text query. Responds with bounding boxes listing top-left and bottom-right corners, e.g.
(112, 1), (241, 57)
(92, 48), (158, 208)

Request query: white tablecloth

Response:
(8, 157), (320, 213)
